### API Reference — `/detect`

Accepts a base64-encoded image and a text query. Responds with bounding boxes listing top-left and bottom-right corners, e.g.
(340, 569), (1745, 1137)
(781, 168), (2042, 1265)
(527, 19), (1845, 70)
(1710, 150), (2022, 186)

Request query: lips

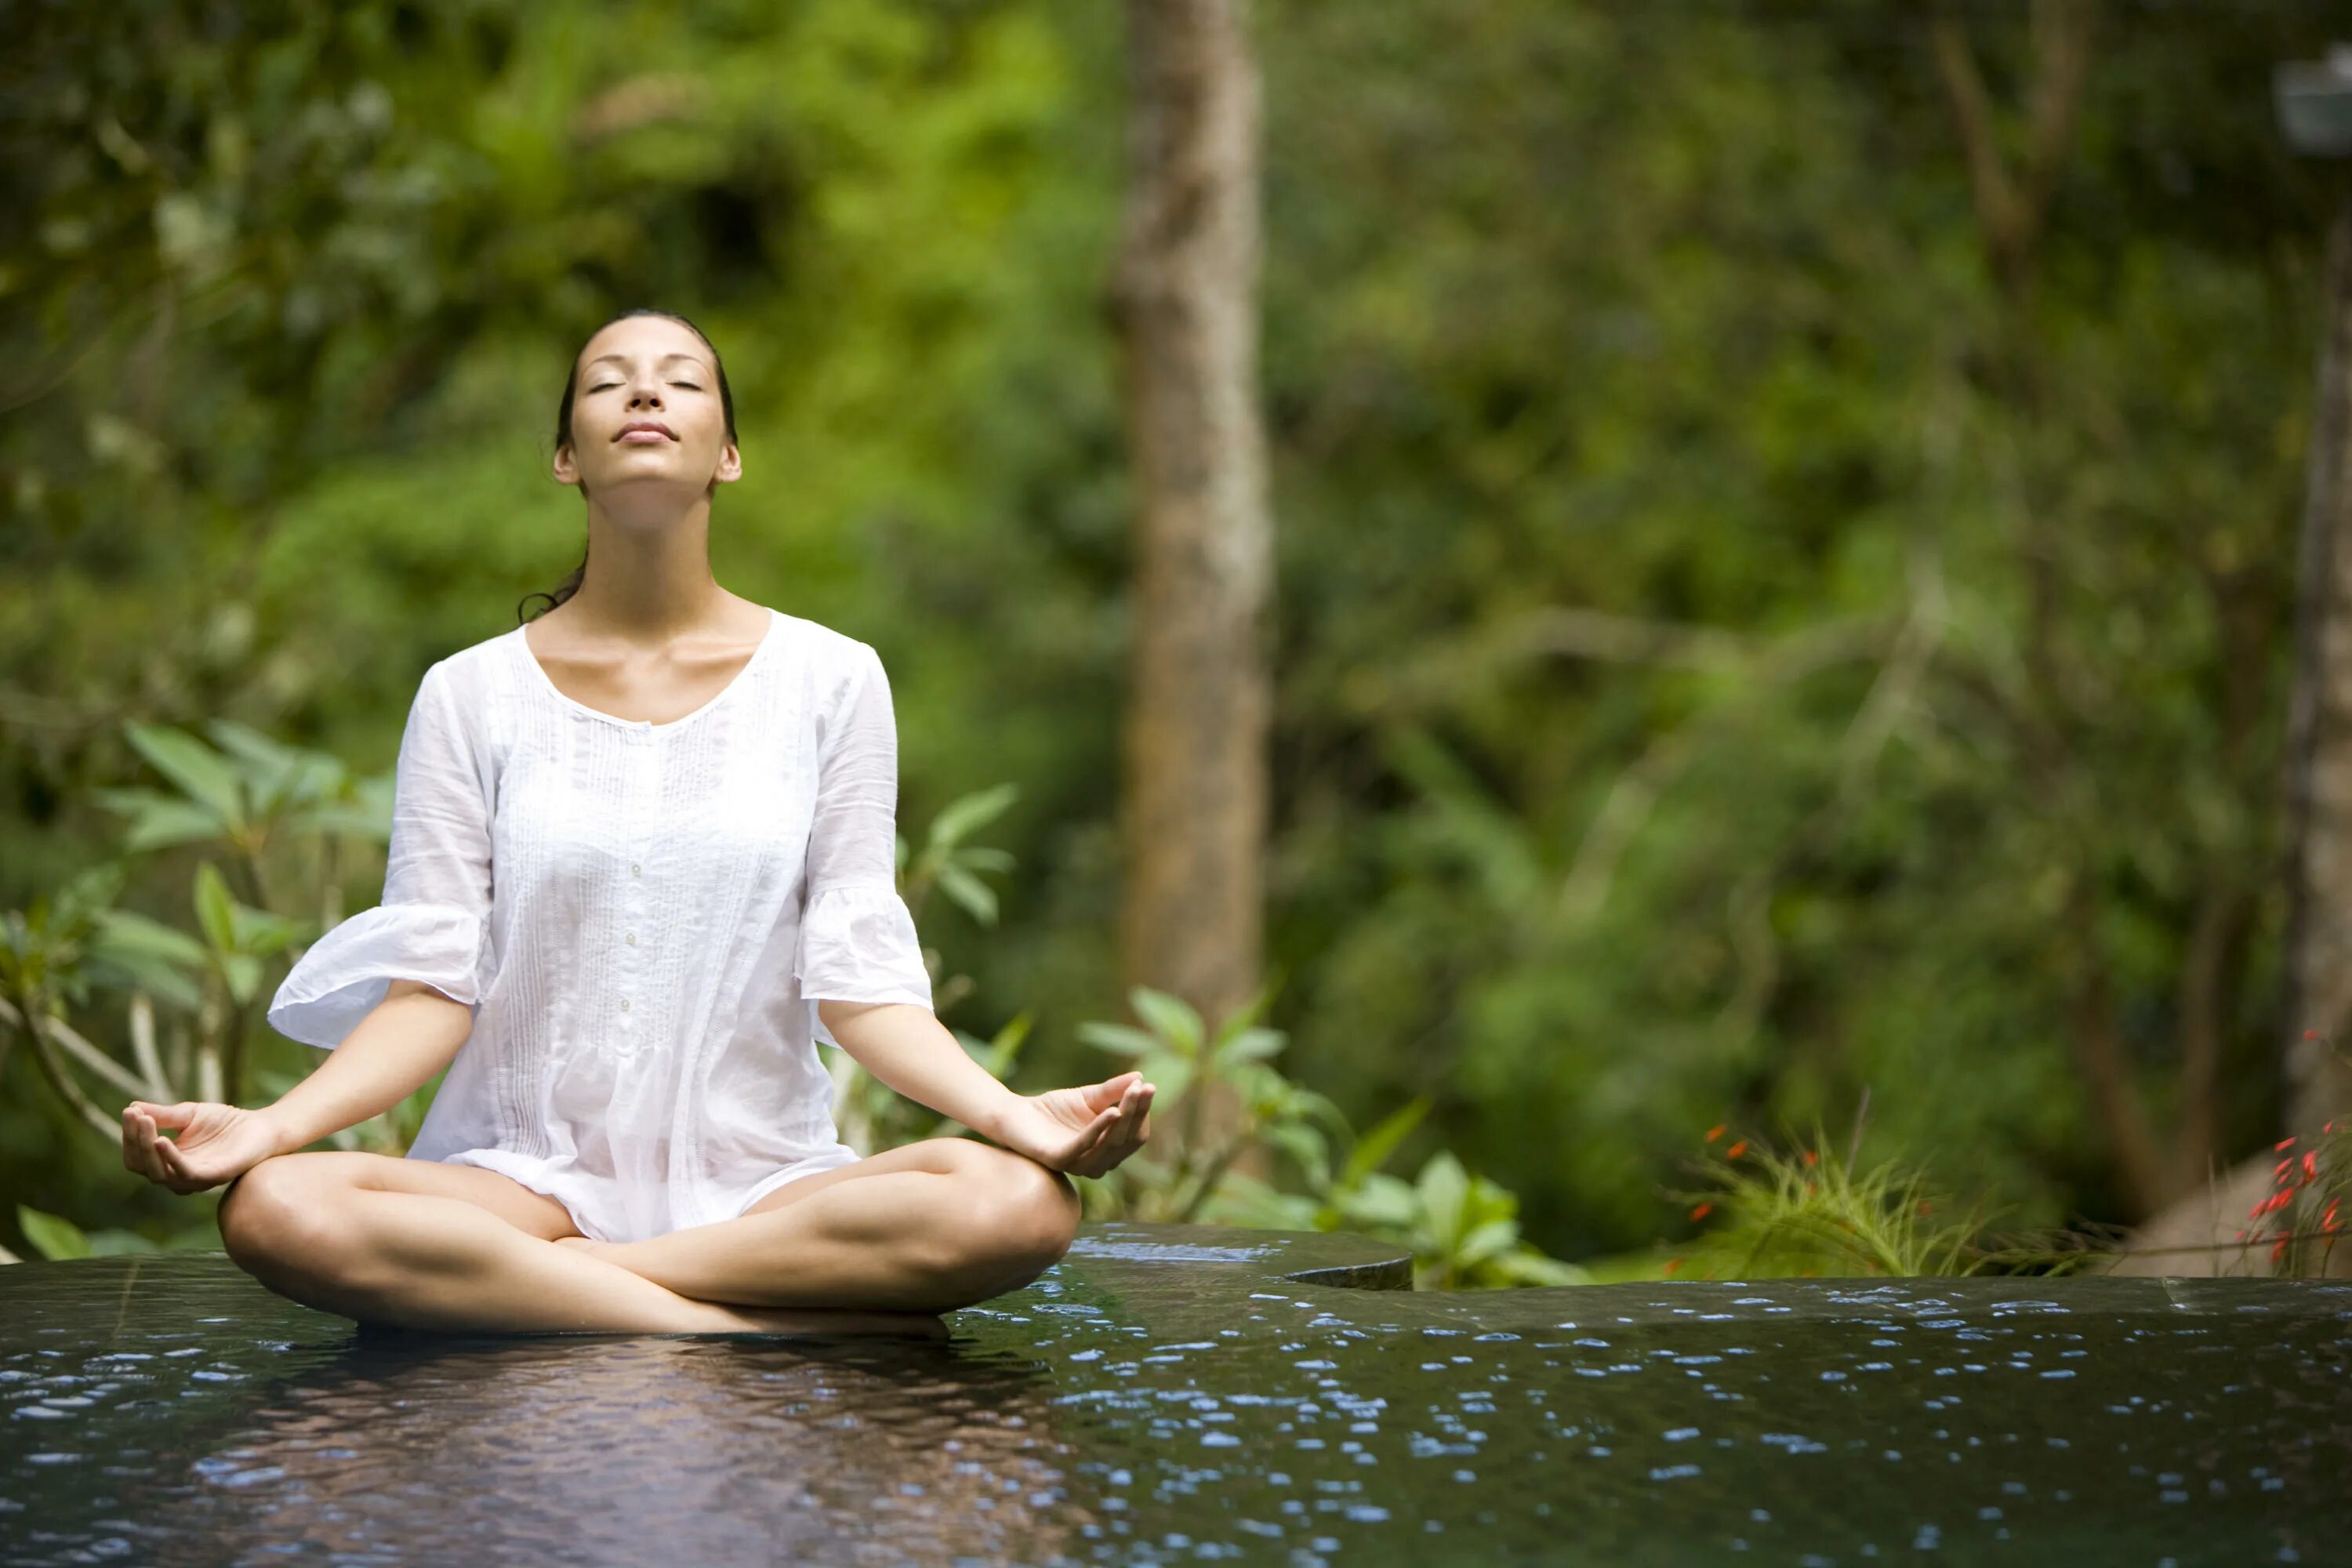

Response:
(615, 421), (677, 442)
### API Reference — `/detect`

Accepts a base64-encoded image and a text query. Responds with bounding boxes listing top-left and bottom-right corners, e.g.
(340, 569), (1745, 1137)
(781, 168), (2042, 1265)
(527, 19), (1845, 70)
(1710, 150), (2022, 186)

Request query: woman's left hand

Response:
(993, 1070), (1154, 1178)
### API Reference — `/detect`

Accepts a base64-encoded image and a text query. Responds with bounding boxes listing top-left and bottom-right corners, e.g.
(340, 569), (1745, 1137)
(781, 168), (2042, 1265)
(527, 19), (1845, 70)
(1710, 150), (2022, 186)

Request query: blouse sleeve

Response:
(795, 639), (935, 1048)
(267, 660), (495, 1050)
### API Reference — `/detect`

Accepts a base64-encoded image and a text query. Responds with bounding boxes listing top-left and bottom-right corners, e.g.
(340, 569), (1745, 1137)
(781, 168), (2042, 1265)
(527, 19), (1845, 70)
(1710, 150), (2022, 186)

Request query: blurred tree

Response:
(1110, 0), (1275, 1173)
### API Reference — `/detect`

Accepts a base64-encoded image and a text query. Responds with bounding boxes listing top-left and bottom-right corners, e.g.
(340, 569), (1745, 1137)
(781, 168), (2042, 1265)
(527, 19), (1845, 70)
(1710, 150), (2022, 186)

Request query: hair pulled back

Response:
(516, 307), (739, 625)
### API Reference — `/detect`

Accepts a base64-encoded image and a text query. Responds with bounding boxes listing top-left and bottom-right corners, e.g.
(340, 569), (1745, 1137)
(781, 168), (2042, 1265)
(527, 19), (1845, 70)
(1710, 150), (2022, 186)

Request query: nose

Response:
(628, 377), (663, 412)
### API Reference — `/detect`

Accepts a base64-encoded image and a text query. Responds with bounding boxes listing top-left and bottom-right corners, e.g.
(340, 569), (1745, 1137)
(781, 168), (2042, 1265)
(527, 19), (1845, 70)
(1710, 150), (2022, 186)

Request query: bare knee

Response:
(218, 1156), (363, 1291)
(943, 1149), (1079, 1298)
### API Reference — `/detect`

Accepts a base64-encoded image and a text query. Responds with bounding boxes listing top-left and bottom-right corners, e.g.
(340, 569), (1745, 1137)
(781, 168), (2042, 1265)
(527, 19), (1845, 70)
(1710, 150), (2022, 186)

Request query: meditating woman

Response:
(118, 308), (1156, 1337)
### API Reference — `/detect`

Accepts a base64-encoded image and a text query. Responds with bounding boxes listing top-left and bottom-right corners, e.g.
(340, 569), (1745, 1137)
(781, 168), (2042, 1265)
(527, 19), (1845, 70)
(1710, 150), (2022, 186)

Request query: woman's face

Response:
(553, 315), (740, 501)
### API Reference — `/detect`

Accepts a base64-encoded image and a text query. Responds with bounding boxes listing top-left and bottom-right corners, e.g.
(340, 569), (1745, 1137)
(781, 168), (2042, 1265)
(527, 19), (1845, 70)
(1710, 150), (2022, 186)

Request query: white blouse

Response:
(264, 607), (936, 1243)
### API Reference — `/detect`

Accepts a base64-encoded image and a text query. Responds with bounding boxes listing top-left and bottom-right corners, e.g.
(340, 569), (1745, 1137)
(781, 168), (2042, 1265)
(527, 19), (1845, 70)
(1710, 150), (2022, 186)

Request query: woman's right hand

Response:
(122, 1101), (285, 1195)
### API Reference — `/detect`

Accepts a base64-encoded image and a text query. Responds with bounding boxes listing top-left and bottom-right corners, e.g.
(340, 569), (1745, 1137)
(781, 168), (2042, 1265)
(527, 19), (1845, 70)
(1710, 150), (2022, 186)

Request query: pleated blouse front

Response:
(264, 607), (937, 1243)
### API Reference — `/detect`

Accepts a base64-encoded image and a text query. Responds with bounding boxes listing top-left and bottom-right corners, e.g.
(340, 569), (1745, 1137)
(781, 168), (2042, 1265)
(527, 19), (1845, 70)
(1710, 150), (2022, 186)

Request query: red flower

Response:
(2278, 1137), (2299, 1152)
(1704, 1124), (1726, 1144)
(1917, 1200), (1934, 1216)
(2304, 1151), (2319, 1185)
(1801, 1149), (1819, 1167)
(1689, 1202), (1713, 1221)
(2271, 1236), (2292, 1264)
(1664, 1257), (1683, 1276)
(1725, 1140), (1748, 1160)
(2274, 1158), (2293, 1181)
(2306, 1030), (2321, 1041)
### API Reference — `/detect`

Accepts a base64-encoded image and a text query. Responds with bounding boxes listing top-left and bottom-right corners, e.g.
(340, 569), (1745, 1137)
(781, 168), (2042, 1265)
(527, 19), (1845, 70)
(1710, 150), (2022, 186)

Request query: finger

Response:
(1065, 1104), (1122, 1170)
(128, 1110), (168, 1184)
(147, 1101), (197, 1133)
(1084, 1072), (1141, 1112)
(155, 1137), (197, 1192)
(1118, 1085), (1155, 1145)
(122, 1105), (142, 1174)
(1099, 1083), (1143, 1149)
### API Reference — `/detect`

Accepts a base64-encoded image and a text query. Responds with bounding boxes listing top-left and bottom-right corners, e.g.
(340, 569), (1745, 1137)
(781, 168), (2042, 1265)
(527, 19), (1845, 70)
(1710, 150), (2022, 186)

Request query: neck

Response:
(565, 488), (730, 637)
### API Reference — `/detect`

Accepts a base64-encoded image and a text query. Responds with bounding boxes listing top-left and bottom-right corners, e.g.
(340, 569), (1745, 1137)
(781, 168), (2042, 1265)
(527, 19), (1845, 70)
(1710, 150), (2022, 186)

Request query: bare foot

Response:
(691, 1301), (951, 1341)
(550, 1235), (946, 1339)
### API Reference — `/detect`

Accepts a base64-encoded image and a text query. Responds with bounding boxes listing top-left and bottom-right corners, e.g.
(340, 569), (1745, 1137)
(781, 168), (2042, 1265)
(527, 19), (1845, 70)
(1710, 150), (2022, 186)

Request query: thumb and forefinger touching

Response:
(120, 1101), (197, 1190)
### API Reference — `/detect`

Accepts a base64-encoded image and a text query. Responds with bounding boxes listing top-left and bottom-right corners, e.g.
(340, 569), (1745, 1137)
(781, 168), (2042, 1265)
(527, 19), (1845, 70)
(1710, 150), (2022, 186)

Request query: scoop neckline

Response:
(514, 607), (783, 733)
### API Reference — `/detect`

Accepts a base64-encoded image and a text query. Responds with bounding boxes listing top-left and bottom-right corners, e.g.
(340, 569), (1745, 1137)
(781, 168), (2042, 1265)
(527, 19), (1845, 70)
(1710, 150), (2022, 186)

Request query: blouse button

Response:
(625, 931), (637, 946)
(620, 997), (633, 1013)
(630, 863), (642, 877)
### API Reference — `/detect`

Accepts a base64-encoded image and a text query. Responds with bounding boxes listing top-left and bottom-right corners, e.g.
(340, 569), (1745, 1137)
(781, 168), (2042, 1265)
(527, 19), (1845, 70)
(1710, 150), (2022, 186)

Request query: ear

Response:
(713, 438), (742, 485)
(552, 440), (579, 486)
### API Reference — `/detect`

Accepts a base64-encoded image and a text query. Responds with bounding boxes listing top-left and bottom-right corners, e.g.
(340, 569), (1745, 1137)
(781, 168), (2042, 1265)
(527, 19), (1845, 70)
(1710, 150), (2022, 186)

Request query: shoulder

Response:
(775, 612), (890, 697)
(416, 626), (524, 724)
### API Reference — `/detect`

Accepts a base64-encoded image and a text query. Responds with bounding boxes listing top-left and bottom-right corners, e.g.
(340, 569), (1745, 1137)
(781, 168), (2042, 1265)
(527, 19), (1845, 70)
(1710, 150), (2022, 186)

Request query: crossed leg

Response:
(214, 1151), (946, 1338)
(555, 1138), (1081, 1313)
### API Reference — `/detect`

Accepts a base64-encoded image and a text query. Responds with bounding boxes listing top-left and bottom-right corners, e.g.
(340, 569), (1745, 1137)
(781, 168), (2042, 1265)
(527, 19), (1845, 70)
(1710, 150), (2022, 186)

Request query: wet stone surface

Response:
(2, 1221), (2350, 1566)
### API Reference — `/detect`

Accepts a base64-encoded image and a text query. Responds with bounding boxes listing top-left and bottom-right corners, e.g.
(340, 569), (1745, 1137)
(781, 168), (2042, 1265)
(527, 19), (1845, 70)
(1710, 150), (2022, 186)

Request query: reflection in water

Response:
(4, 1228), (2352, 1566)
(143, 1331), (1082, 1567)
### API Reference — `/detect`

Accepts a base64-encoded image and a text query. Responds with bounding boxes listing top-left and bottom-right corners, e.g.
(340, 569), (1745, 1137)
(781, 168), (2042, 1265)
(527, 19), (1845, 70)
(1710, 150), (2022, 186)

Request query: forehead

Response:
(576, 316), (712, 372)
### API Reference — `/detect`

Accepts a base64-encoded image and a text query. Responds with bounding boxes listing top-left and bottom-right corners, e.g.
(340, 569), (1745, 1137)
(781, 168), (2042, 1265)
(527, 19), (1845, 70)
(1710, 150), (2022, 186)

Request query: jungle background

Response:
(8, 0), (2352, 1282)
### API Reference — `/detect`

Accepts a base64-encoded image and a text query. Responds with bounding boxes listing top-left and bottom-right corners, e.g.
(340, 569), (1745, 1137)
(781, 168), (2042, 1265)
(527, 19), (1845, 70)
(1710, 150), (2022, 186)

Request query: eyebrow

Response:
(584, 353), (707, 372)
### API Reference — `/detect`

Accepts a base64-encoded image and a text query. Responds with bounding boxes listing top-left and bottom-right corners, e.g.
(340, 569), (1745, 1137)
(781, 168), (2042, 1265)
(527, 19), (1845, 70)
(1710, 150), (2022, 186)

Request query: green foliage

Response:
(5, 2), (2347, 1269)
(1664, 1120), (2114, 1281)
(1075, 987), (1586, 1288)
(16, 1204), (219, 1261)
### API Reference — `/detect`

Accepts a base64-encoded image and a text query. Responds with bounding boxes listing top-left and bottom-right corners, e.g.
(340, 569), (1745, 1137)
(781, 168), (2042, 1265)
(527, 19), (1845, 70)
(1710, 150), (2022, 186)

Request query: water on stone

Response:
(3, 1221), (2348, 1566)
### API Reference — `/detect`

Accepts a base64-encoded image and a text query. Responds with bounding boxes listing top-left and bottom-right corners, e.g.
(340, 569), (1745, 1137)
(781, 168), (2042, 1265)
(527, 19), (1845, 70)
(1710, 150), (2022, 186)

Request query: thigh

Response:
(738, 1138), (1015, 1221)
(231, 1150), (586, 1243)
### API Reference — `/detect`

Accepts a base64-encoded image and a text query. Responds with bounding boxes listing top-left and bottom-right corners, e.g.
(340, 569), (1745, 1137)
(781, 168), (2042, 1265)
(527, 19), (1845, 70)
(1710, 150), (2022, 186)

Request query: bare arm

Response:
(256, 979), (474, 1153)
(822, 999), (1154, 1178)
(124, 979), (478, 1194)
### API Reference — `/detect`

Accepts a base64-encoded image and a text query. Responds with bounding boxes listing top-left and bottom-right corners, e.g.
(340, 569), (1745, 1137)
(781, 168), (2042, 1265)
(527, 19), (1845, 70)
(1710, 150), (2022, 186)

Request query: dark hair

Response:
(517, 308), (739, 624)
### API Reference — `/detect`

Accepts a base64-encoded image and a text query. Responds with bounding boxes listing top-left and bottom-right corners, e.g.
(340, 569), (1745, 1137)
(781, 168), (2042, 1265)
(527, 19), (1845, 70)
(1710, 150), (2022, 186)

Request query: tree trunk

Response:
(2118, 180), (2352, 1276)
(1110, 0), (1274, 1172)
(2282, 186), (2352, 1140)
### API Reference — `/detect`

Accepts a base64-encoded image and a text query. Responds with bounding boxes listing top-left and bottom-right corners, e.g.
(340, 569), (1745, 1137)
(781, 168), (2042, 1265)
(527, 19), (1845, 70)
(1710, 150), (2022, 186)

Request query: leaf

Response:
(124, 723), (245, 826)
(91, 908), (210, 967)
(84, 1229), (164, 1257)
(1129, 986), (1203, 1056)
(1338, 1173), (1421, 1229)
(204, 719), (343, 811)
(84, 909), (212, 1010)
(1264, 1119), (1332, 1189)
(1494, 1250), (1591, 1287)
(1214, 1026), (1287, 1068)
(1138, 1052), (1193, 1105)
(221, 951), (262, 1004)
(1415, 1152), (1472, 1238)
(17, 1206), (93, 1261)
(302, 800), (394, 840)
(1343, 1096), (1432, 1187)
(1456, 1217), (1520, 1268)
(92, 789), (227, 852)
(1076, 1021), (1159, 1058)
(192, 862), (237, 953)
(925, 782), (1018, 847)
(935, 863), (1000, 926)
